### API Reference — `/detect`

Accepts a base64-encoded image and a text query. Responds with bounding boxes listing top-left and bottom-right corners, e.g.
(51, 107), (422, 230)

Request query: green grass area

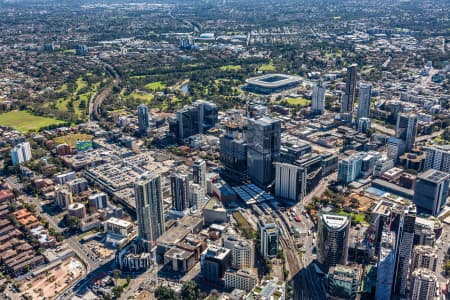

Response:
(259, 62), (276, 72)
(55, 84), (68, 93)
(75, 76), (88, 93)
(77, 229), (98, 241)
(63, 49), (76, 54)
(54, 133), (94, 147)
(433, 136), (450, 145)
(285, 97), (311, 106)
(220, 65), (242, 71)
(144, 81), (166, 91)
(0, 110), (65, 132)
(233, 211), (256, 239)
(127, 91), (154, 103)
(335, 209), (368, 224)
(52, 79), (99, 119)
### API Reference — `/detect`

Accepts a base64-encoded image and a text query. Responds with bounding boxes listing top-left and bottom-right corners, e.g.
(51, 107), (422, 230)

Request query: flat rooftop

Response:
(203, 244), (230, 260)
(204, 197), (224, 210)
(106, 217), (133, 228)
(418, 169), (450, 183)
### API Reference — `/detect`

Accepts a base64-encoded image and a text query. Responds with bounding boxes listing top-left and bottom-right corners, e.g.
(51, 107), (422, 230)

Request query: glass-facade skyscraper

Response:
(246, 117), (281, 187)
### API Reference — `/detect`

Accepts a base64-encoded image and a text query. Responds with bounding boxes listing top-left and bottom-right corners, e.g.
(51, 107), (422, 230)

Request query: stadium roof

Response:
(246, 73), (301, 88)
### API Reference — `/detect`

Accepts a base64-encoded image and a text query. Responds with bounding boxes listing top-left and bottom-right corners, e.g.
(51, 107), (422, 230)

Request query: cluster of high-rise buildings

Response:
(317, 199), (440, 300)
(112, 63), (449, 299)
(169, 100), (218, 142)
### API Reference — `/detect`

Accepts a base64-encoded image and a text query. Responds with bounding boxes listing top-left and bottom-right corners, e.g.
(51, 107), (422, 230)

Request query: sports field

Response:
(0, 110), (65, 132)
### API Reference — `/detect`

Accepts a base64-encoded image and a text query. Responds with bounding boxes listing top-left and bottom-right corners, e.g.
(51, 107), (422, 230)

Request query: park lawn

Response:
(56, 98), (70, 111)
(220, 65), (242, 71)
(144, 81), (166, 91)
(54, 133), (94, 147)
(75, 76), (88, 93)
(55, 96), (87, 119)
(335, 210), (368, 224)
(0, 110), (65, 133)
(259, 61), (276, 72)
(128, 91), (154, 103)
(286, 97), (311, 106)
(55, 84), (68, 93)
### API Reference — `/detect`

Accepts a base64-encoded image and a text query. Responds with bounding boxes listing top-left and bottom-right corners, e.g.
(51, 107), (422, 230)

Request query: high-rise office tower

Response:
(193, 159), (207, 189)
(371, 200), (417, 298)
(220, 130), (248, 184)
(356, 82), (372, 120)
(317, 214), (350, 271)
(411, 245), (438, 273)
(410, 268), (437, 300)
(392, 205), (416, 297)
(170, 100), (218, 142)
(196, 99), (218, 131)
(137, 104), (149, 136)
(341, 64), (358, 113)
(311, 80), (325, 114)
(274, 162), (306, 202)
(375, 230), (396, 300)
(257, 217), (279, 259)
(170, 173), (190, 211)
(423, 145), (450, 173)
(395, 113), (418, 151)
(414, 169), (450, 216)
(134, 172), (165, 251)
(246, 117), (281, 187)
(10, 142), (32, 166)
(357, 117), (371, 134)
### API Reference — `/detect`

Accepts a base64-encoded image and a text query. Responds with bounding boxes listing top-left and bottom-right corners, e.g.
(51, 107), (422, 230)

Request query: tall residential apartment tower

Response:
(135, 172), (165, 251)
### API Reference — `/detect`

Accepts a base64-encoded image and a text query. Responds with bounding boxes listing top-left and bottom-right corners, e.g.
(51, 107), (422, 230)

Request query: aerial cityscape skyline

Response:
(0, 0), (448, 299)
